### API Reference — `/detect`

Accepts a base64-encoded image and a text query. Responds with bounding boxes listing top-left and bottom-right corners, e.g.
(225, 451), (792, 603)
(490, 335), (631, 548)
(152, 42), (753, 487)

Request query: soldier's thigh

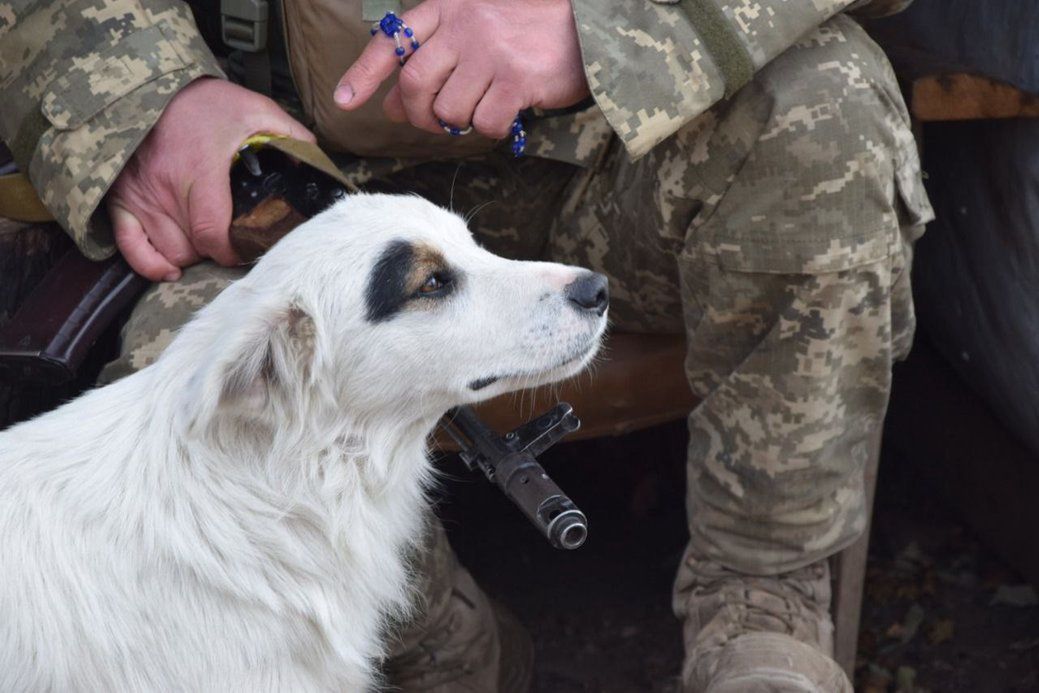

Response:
(679, 13), (929, 383)
(98, 263), (246, 384)
(691, 14), (929, 276)
(548, 14), (929, 336)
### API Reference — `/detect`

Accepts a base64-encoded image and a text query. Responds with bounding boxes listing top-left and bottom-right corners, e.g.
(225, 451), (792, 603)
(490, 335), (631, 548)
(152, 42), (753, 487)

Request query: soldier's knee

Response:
(98, 262), (245, 384)
(754, 14), (906, 143)
(690, 14), (930, 275)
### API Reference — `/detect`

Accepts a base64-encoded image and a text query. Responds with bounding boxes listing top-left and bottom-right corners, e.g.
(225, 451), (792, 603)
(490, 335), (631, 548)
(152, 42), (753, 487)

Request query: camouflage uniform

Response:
(2, 0), (932, 690)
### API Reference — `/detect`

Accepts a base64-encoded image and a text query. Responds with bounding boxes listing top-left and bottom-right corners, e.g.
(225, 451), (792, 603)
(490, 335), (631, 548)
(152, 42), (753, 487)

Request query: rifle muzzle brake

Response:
(443, 404), (588, 550)
(493, 450), (588, 550)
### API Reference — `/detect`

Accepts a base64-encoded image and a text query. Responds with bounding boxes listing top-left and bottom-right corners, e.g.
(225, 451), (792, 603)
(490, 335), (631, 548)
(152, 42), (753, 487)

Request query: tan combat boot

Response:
(383, 577), (533, 692)
(673, 547), (852, 693)
(383, 522), (533, 692)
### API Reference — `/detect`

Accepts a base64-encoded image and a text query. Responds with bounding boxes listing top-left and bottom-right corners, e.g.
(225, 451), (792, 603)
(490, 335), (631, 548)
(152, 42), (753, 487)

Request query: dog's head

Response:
(182, 194), (607, 429)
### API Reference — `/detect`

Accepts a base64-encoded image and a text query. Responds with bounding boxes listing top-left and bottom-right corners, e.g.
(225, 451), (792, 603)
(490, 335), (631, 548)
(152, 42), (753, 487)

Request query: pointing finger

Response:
(333, 2), (440, 111)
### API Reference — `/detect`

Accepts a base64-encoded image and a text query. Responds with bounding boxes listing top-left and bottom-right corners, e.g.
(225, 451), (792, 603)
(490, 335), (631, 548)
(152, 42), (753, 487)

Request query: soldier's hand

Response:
(107, 78), (316, 282)
(333, 0), (589, 139)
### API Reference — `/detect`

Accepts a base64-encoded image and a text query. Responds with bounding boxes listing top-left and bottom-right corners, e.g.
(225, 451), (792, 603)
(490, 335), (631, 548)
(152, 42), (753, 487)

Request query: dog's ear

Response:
(177, 294), (322, 438)
(219, 303), (318, 411)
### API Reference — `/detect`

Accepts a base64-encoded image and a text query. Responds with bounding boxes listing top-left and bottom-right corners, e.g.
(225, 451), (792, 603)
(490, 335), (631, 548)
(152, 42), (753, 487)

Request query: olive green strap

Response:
(9, 110), (49, 179)
(678, 0), (755, 98)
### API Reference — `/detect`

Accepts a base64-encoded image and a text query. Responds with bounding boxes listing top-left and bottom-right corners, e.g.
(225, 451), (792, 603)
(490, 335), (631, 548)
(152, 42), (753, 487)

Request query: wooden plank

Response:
(831, 429), (881, 680)
(912, 73), (1039, 122)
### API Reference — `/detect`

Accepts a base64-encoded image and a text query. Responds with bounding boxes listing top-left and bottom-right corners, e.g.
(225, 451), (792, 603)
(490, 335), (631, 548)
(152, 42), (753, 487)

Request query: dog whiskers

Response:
(463, 200), (496, 226)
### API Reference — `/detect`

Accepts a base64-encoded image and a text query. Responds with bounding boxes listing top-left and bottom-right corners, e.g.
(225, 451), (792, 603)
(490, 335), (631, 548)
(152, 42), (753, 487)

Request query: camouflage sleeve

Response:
(0, 0), (224, 260)
(570, 0), (911, 159)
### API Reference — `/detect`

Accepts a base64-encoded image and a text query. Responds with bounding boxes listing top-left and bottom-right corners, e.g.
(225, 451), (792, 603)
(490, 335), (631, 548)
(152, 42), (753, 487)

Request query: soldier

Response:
(1, 0), (933, 690)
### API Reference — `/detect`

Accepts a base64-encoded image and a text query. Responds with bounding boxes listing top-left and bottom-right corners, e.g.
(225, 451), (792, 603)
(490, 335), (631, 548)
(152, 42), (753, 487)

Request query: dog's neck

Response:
(115, 351), (444, 538)
(106, 359), (443, 674)
(183, 392), (441, 502)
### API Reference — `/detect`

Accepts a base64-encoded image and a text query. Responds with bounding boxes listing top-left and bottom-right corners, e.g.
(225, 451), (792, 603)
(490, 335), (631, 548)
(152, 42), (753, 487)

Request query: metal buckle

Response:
(220, 0), (269, 52)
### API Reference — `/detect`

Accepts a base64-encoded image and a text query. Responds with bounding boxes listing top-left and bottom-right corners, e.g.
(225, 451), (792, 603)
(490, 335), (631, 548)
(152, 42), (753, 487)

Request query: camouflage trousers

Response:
(100, 14), (930, 689)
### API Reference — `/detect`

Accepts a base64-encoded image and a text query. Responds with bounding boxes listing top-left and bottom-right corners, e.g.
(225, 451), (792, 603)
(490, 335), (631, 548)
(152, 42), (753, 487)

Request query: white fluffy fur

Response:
(0, 194), (605, 691)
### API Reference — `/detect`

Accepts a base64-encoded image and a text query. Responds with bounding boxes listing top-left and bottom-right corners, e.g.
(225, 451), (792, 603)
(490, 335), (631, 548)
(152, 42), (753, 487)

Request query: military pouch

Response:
(279, 0), (498, 158)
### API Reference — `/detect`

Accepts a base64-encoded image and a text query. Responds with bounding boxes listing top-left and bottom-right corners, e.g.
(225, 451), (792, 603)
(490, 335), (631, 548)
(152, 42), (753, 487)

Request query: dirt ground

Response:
(436, 419), (1039, 692)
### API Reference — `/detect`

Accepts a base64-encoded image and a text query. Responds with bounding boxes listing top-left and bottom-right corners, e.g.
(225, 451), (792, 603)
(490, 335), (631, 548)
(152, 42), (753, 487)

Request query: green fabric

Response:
(9, 110), (48, 176)
(678, 0), (754, 98)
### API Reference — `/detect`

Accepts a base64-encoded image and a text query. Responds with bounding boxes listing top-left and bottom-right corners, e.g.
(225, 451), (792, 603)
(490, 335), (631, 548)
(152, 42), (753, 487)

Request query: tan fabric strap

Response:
(0, 172), (54, 223)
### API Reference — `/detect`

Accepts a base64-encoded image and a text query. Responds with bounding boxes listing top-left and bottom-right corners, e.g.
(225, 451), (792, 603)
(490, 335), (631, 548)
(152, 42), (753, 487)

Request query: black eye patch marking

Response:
(365, 240), (459, 323)
(365, 240), (414, 323)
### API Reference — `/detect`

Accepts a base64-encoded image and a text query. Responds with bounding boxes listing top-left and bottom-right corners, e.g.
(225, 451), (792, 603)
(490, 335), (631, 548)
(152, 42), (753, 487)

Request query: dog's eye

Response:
(418, 272), (452, 296)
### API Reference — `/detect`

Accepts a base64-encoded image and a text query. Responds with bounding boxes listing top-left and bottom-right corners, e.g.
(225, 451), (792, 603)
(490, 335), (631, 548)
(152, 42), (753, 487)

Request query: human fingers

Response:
(245, 106), (317, 145)
(432, 63), (493, 133)
(396, 38), (460, 133)
(138, 212), (201, 269)
(186, 169), (236, 267)
(472, 81), (525, 140)
(110, 203), (182, 282)
(180, 104), (312, 267)
(382, 84), (407, 122)
(334, 1), (441, 111)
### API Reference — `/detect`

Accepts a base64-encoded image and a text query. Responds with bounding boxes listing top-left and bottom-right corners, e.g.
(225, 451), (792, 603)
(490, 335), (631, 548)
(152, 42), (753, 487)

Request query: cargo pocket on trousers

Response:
(695, 168), (906, 276)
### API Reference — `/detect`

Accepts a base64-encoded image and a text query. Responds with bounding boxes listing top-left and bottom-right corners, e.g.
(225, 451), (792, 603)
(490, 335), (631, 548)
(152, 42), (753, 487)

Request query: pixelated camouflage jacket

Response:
(0, 0), (912, 260)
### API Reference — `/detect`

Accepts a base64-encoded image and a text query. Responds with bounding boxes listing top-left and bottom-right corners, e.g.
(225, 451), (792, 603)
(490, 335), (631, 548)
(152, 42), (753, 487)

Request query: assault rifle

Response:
(0, 139), (589, 549)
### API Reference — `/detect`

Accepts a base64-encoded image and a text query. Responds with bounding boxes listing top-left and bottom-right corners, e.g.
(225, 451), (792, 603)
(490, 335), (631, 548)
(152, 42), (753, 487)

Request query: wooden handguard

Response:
(230, 197), (308, 264)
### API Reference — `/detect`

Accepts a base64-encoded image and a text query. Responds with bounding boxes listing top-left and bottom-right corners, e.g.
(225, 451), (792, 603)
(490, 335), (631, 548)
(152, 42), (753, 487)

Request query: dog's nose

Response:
(564, 272), (609, 317)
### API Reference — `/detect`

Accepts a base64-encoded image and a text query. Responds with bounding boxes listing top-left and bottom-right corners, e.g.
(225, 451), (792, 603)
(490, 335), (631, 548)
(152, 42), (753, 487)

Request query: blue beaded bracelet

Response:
(509, 118), (527, 158)
(436, 119), (473, 137)
(437, 116), (526, 157)
(373, 12), (526, 157)
(370, 12), (419, 65)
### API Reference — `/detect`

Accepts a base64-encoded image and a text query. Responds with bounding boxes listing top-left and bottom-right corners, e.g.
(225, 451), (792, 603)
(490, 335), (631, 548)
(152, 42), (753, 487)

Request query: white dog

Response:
(0, 194), (608, 691)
